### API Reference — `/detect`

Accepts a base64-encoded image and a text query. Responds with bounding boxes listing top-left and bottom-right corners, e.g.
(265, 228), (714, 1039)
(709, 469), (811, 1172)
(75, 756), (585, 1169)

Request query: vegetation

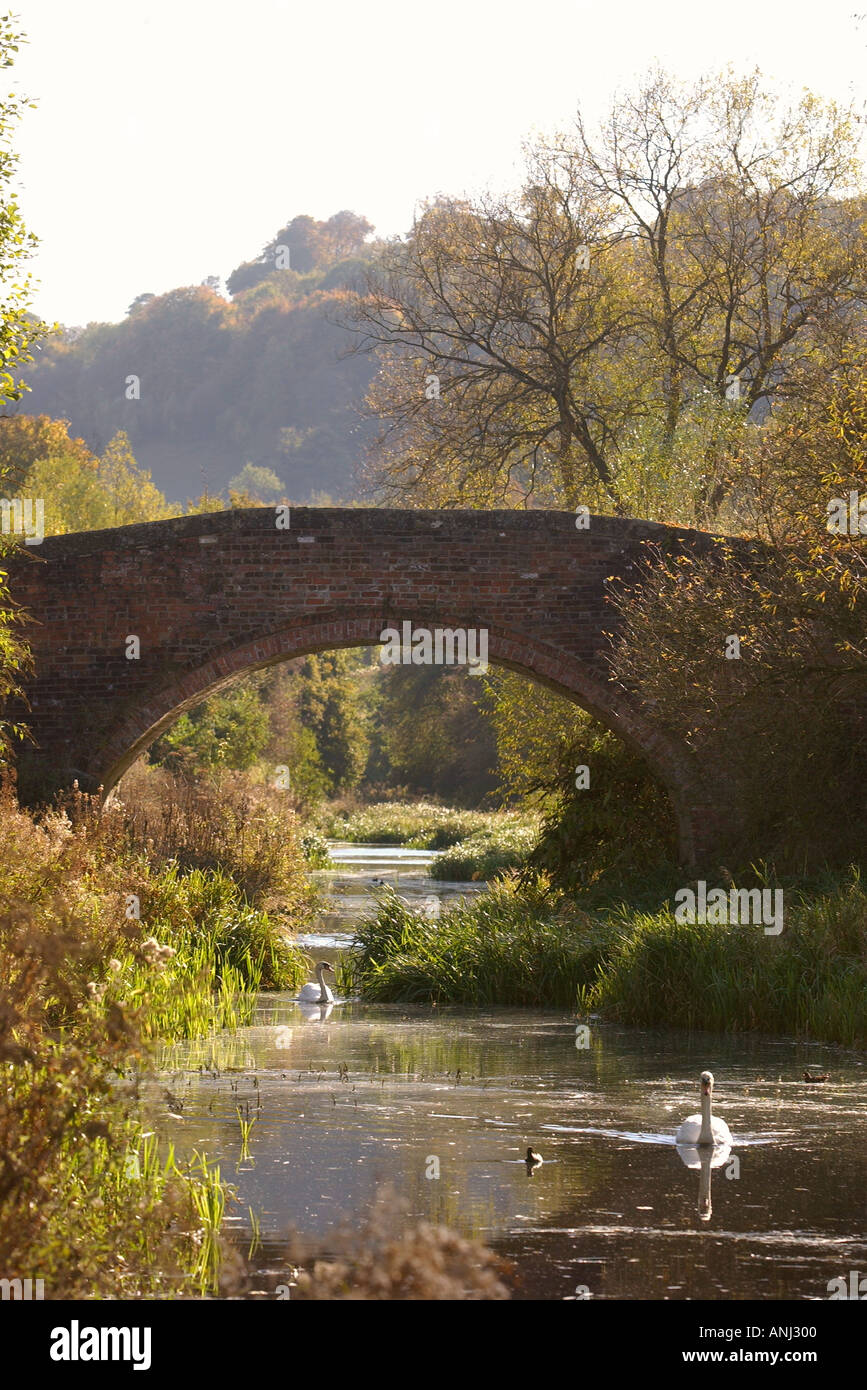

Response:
(0, 788), (236, 1297)
(344, 876), (866, 1045)
(283, 1185), (512, 1300)
(16, 213), (379, 502)
(3, 39), (867, 1300)
(343, 881), (608, 1007)
(366, 664), (499, 805)
(587, 877), (867, 1045)
(111, 761), (321, 913)
(0, 13), (51, 408)
(428, 822), (539, 881)
(0, 752), (323, 1297)
(354, 67), (865, 520)
(321, 800), (535, 850)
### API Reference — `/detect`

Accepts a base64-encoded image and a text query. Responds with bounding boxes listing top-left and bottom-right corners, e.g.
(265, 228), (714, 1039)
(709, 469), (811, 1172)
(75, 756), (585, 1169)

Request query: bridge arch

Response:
(6, 506), (724, 867)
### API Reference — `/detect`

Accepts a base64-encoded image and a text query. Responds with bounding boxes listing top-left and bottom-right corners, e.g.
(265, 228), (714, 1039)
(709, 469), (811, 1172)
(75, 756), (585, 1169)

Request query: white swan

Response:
(675, 1070), (732, 1147)
(297, 961), (335, 1004)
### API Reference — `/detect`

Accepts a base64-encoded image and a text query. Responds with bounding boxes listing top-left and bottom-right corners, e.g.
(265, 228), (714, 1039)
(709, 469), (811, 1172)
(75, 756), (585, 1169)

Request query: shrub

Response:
(429, 823), (538, 880)
(342, 881), (607, 1006)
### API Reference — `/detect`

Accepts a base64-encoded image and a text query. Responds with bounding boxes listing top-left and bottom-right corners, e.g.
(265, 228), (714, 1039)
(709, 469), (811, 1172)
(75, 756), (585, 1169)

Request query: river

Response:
(150, 843), (867, 1300)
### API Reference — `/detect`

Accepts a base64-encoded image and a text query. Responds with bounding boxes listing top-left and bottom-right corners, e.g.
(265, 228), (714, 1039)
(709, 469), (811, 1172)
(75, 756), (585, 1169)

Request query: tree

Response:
(226, 211), (374, 295)
(352, 66), (866, 523)
(0, 414), (97, 491)
(151, 685), (269, 773)
(369, 665), (498, 804)
(0, 15), (51, 409)
(0, 17), (54, 769)
(228, 463), (284, 503)
(298, 652), (369, 793)
(564, 66), (865, 516)
(354, 185), (638, 510)
(97, 431), (171, 526)
(127, 293), (156, 317)
(26, 453), (115, 533)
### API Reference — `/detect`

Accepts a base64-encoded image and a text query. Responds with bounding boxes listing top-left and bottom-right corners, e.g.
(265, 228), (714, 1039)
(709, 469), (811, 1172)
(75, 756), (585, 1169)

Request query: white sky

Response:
(10, 0), (867, 326)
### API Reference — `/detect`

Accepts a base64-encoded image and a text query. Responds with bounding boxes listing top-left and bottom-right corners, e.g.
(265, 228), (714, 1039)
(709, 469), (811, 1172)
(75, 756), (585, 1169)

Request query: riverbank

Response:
(0, 771), (318, 1298)
(318, 799), (539, 879)
(344, 874), (867, 1046)
(1, 774), (512, 1299)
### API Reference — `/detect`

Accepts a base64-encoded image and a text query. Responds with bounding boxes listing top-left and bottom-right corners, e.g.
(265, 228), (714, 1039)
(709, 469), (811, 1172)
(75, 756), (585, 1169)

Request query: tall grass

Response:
(0, 897), (236, 1298)
(321, 800), (538, 851)
(342, 881), (607, 1006)
(429, 823), (539, 880)
(0, 773), (319, 1298)
(344, 875), (867, 1044)
(108, 761), (321, 910)
(588, 879), (867, 1045)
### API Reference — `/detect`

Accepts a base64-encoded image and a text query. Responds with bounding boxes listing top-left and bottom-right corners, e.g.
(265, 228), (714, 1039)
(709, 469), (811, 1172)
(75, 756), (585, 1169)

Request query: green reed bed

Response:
(587, 878), (867, 1046)
(342, 881), (609, 1007)
(322, 800), (538, 851)
(64, 1126), (232, 1298)
(345, 875), (867, 1045)
(428, 823), (539, 880)
(98, 865), (308, 1042)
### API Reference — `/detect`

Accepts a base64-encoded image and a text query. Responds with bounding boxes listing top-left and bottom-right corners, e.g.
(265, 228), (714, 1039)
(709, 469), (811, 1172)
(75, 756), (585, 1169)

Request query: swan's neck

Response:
(698, 1088), (714, 1144)
(315, 965), (332, 1001)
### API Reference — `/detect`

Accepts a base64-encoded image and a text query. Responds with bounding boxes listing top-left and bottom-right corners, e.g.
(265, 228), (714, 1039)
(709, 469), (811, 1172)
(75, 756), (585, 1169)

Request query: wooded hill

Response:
(16, 212), (379, 503)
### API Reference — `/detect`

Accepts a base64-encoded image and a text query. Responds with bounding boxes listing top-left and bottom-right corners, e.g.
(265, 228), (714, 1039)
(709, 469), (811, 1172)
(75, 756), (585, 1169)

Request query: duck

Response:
(297, 961), (335, 1005)
(525, 1146), (543, 1174)
(803, 1070), (829, 1083)
(675, 1070), (732, 1147)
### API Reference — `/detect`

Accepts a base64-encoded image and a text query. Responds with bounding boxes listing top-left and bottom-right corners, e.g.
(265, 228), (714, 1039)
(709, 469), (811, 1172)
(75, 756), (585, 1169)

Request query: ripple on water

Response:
(150, 843), (867, 1300)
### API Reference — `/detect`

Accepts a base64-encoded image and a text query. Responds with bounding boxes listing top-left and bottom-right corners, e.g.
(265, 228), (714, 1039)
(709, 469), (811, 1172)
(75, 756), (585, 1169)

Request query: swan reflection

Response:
(676, 1141), (732, 1221)
(296, 1000), (335, 1023)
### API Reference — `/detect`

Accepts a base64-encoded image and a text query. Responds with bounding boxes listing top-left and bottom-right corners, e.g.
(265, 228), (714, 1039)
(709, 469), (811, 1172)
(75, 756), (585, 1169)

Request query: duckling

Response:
(525, 1146), (543, 1174)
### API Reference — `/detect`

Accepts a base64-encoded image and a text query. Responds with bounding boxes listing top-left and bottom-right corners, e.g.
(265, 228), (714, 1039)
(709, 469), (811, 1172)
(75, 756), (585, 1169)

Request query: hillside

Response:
(16, 212), (380, 503)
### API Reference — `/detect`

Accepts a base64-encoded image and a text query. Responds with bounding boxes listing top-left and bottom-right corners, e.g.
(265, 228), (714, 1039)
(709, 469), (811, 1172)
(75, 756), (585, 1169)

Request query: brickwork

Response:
(6, 506), (726, 865)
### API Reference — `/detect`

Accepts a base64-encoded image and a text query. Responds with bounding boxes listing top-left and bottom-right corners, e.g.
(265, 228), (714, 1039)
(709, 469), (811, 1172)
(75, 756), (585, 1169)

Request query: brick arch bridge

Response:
(6, 507), (726, 867)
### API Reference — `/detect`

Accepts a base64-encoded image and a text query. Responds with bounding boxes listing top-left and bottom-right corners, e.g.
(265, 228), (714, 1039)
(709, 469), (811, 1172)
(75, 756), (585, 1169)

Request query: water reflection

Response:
(676, 1143), (732, 1222)
(148, 843), (867, 1300)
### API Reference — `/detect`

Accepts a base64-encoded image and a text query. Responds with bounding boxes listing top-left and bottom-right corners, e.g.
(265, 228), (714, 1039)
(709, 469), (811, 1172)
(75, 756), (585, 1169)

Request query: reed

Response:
(588, 877), (867, 1045)
(187, 1152), (229, 1295)
(428, 824), (538, 880)
(321, 800), (538, 851)
(236, 1108), (257, 1161)
(342, 880), (607, 1007)
(344, 874), (867, 1044)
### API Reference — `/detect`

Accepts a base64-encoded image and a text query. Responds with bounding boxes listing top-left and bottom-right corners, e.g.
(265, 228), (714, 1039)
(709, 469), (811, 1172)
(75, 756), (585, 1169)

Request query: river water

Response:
(152, 843), (867, 1300)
